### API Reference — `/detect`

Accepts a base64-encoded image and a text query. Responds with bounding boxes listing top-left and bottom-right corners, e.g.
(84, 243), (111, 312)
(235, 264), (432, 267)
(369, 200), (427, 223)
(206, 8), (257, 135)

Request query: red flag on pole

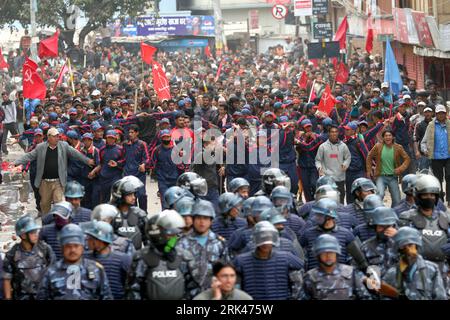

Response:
(297, 71), (308, 89)
(141, 42), (157, 64)
(205, 45), (212, 58)
(317, 84), (336, 115)
(215, 60), (223, 82)
(152, 62), (171, 101)
(0, 48), (9, 69)
(38, 30), (59, 59)
(365, 13), (374, 54)
(23, 57), (47, 100)
(333, 16), (348, 50)
(335, 62), (349, 84)
(53, 60), (69, 92)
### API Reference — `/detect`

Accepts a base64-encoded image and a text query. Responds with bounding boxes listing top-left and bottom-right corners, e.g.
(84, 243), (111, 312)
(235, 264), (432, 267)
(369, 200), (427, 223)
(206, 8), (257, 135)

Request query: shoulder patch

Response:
(95, 262), (104, 270)
(217, 235), (226, 242)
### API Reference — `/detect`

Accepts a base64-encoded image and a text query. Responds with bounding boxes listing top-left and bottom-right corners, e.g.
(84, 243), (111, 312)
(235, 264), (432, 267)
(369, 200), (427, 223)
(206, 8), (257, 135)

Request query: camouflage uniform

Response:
(300, 263), (372, 300)
(361, 237), (399, 277)
(111, 234), (136, 257)
(36, 258), (113, 300)
(176, 231), (229, 299)
(383, 255), (447, 300)
(3, 242), (55, 300)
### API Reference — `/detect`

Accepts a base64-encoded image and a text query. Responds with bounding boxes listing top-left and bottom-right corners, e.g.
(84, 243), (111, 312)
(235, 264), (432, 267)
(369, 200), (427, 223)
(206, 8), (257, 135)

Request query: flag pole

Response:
(68, 58), (75, 97)
(307, 79), (316, 103)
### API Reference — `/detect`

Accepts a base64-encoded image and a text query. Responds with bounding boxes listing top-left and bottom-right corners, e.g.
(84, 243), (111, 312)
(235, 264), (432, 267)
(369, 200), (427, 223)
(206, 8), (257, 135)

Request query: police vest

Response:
(142, 248), (185, 300)
(308, 264), (355, 300)
(115, 207), (143, 250)
(410, 212), (449, 262)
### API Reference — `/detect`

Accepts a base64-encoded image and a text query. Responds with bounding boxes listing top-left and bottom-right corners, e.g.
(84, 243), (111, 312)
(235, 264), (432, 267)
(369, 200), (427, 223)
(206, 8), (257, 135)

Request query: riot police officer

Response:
(353, 194), (385, 242)
(228, 177), (250, 200)
(110, 176), (148, 250)
(382, 227), (447, 300)
(91, 204), (135, 257)
(164, 186), (193, 210)
(300, 234), (371, 300)
(173, 196), (196, 235)
(176, 200), (229, 298)
(233, 221), (304, 299)
(176, 172), (208, 199)
(3, 216), (55, 300)
(297, 175), (338, 219)
(83, 220), (131, 299)
(361, 207), (399, 277)
(394, 174), (417, 215)
(125, 210), (194, 300)
(37, 224), (113, 300)
(40, 201), (74, 260)
(255, 168), (291, 197)
(211, 193), (247, 241)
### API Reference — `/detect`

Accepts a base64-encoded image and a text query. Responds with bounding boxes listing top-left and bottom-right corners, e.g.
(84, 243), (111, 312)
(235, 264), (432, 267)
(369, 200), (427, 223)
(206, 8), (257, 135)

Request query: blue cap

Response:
(175, 111), (186, 119)
(66, 130), (79, 140)
(263, 111), (275, 118)
(241, 109), (252, 116)
(344, 121), (358, 131)
(91, 121), (103, 131)
(335, 96), (345, 102)
(160, 118), (170, 124)
(105, 130), (117, 138)
(120, 99), (130, 105)
(57, 127), (66, 135)
(301, 119), (312, 127)
(102, 108), (113, 116)
(273, 102), (283, 109)
(160, 129), (171, 137)
(398, 99), (406, 105)
(48, 112), (58, 120)
(279, 116), (289, 123)
(34, 128), (43, 136)
(184, 98), (192, 103)
(358, 120), (368, 126)
(178, 100), (185, 107)
(82, 133), (93, 140)
(69, 108), (77, 115)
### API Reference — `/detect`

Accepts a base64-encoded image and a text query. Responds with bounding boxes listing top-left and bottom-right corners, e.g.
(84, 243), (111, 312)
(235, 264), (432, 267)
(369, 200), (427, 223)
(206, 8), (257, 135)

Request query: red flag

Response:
(23, 57), (47, 100)
(335, 62), (349, 84)
(0, 48), (9, 69)
(333, 16), (348, 50)
(53, 61), (69, 92)
(310, 59), (319, 68)
(152, 62), (171, 101)
(141, 42), (157, 64)
(317, 84), (336, 115)
(205, 45), (212, 58)
(365, 14), (374, 53)
(215, 60), (223, 82)
(38, 30), (59, 59)
(297, 71), (308, 89)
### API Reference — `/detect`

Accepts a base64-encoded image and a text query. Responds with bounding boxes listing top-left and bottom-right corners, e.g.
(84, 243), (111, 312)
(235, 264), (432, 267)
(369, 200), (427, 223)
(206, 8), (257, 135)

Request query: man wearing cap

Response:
(380, 82), (397, 105)
(64, 107), (83, 133)
(343, 121), (369, 203)
(421, 104), (450, 206)
(278, 116), (299, 195)
(329, 96), (348, 126)
(14, 127), (94, 215)
(97, 130), (125, 204)
(391, 99), (415, 175)
(80, 132), (101, 208)
(91, 121), (106, 150)
(414, 106), (433, 170)
(66, 130), (85, 184)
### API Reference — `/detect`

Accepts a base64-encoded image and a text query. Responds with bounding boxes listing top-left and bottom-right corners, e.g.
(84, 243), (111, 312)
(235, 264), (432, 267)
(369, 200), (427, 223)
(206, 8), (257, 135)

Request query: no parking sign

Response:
(272, 4), (288, 20)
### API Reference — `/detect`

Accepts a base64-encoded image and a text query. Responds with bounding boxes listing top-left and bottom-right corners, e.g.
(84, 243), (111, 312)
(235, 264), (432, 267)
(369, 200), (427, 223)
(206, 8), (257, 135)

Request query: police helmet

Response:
(311, 198), (338, 219)
(218, 192), (243, 214)
(394, 226), (422, 248)
(415, 174), (441, 195)
(259, 207), (287, 225)
(60, 224), (85, 246)
(351, 178), (377, 195)
(64, 180), (85, 198)
(50, 201), (73, 220)
(173, 196), (196, 216)
(164, 186), (193, 208)
(84, 220), (114, 244)
(313, 234), (342, 256)
(241, 197), (256, 218)
(261, 168), (291, 195)
(176, 172), (208, 197)
(401, 174), (417, 195)
(91, 204), (120, 222)
(371, 207), (398, 226)
(363, 194), (384, 214)
(15, 215), (41, 236)
(228, 177), (250, 193)
(316, 176), (338, 189)
(154, 209), (185, 236)
(314, 185), (340, 203)
(111, 176), (144, 199)
(270, 186), (293, 209)
(191, 200), (216, 218)
(253, 221), (280, 247)
(251, 196), (274, 217)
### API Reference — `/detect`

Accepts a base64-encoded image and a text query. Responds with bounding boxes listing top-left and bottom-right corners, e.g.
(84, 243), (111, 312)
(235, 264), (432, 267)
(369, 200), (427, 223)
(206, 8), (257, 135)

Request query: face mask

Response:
(54, 215), (69, 229)
(162, 140), (171, 145)
(416, 197), (435, 210)
(376, 231), (389, 242)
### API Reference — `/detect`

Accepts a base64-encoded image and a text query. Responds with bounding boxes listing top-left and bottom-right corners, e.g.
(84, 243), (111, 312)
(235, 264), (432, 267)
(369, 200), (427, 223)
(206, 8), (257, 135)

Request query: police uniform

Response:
(3, 242), (55, 300)
(300, 263), (371, 300)
(361, 237), (398, 277)
(114, 206), (148, 250)
(36, 258), (113, 300)
(42, 207), (91, 226)
(39, 224), (64, 261)
(111, 234), (136, 257)
(211, 216), (247, 242)
(176, 231), (229, 298)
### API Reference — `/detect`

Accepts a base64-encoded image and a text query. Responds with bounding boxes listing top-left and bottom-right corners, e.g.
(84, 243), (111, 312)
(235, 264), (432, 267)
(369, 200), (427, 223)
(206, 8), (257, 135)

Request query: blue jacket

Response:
(150, 145), (180, 185)
(98, 144), (124, 183)
(211, 216), (247, 242)
(279, 128), (296, 164)
(344, 136), (368, 172)
(123, 139), (149, 177)
(433, 120), (449, 159)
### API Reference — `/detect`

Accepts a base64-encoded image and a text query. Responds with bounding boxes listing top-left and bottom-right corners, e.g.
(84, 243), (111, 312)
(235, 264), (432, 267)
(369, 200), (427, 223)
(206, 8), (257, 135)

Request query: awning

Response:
(413, 46), (450, 59)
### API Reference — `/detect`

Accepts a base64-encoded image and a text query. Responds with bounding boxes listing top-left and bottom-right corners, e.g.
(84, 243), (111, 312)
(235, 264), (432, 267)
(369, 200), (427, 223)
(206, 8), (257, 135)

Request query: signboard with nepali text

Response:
(294, 0), (313, 16)
(137, 16), (215, 36)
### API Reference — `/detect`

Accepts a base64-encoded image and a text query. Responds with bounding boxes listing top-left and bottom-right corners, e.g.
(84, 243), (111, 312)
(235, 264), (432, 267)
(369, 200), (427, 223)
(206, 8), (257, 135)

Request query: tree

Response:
(0, 0), (147, 48)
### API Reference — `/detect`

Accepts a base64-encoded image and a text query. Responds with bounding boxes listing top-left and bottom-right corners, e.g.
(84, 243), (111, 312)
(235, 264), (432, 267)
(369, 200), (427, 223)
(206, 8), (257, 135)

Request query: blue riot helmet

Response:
(84, 220), (114, 244)
(351, 178), (377, 199)
(253, 221), (280, 248)
(316, 176), (338, 189)
(60, 224), (85, 246)
(401, 174), (417, 195)
(191, 200), (216, 219)
(414, 174), (441, 208)
(164, 186), (193, 208)
(228, 177), (250, 199)
(259, 207), (287, 227)
(312, 198), (338, 229)
(146, 210), (186, 253)
(363, 194), (384, 225)
(241, 197), (256, 218)
(64, 180), (85, 199)
(173, 196), (196, 216)
(371, 207), (398, 226)
(394, 226), (422, 249)
(313, 234), (342, 256)
(15, 215), (41, 237)
(218, 192), (243, 217)
(251, 196), (274, 220)
(270, 186), (293, 210)
(314, 185), (340, 203)
(177, 172), (208, 197)
(91, 204), (120, 223)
